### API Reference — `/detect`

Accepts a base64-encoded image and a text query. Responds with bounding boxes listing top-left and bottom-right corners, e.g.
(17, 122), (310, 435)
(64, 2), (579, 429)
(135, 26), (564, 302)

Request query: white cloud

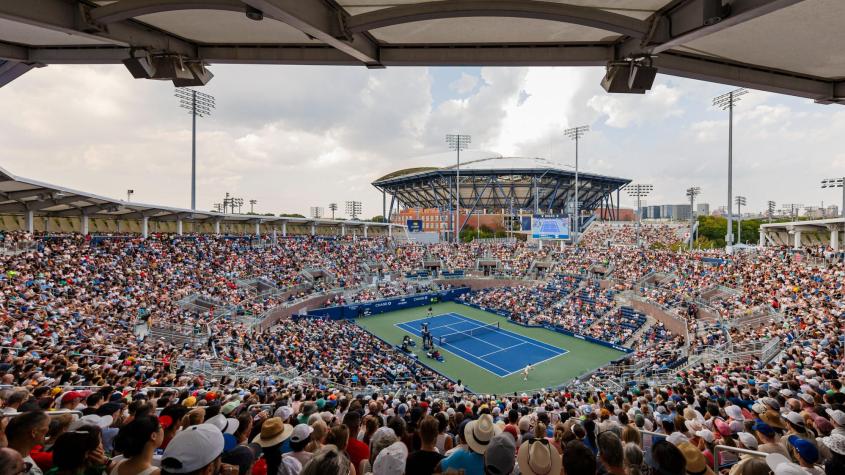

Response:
(449, 73), (479, 95)
(0, 63), (843, 219)
(587, 83), (683, 128)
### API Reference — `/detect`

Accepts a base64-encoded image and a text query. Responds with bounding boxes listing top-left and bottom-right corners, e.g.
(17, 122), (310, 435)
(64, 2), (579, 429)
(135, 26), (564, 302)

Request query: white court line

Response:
(438, 339), (513, 376)
(404, 313), (470, 332)
(451, 313), (565, 354)
(438, 322), (505, 351)
(400, 311), (571, 378)
(393, 321), (510, 377)
(479, 342), (526, 358)
(497, 349), (571, 377)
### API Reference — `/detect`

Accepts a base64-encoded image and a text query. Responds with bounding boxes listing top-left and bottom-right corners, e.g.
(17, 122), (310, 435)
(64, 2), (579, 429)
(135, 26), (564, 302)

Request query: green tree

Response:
(370, 215), (385, 223)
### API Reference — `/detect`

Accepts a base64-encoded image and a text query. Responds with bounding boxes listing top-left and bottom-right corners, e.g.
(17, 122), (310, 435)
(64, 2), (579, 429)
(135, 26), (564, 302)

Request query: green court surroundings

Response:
(355, 302), (626, 394)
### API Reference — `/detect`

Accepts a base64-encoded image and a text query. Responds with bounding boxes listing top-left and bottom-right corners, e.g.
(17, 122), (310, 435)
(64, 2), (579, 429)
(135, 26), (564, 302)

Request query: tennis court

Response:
(396, 312), (567, 377)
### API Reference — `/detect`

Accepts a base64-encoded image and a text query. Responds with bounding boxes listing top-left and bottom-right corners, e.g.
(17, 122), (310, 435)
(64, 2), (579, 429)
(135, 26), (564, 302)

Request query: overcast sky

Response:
(1, 64), (843, 218)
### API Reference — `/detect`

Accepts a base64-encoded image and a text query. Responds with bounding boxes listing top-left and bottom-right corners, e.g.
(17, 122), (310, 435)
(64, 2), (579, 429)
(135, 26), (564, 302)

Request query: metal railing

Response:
(2, 410), (83, 418)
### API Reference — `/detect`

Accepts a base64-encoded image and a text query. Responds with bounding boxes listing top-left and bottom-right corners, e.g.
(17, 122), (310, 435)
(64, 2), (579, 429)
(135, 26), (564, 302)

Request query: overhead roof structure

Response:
(0, 166), (391, 229)
(372, 164), (631, 223)
(0, 1), (843, 103)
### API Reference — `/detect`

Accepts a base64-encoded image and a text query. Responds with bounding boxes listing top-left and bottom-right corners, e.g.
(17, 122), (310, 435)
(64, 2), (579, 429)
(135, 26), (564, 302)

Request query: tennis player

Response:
(522, 364), (533, 381)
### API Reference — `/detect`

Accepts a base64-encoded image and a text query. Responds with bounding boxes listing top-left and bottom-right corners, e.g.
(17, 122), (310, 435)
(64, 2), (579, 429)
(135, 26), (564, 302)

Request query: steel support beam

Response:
(346, 0), (649, 38)
(0, 60), (37, 87)
(240, 0), (380, 65)
(647, 0), (808, 55)
(91, 0), (245, 24)
(0, 0), (197, 57)
(458, 179), (492, 234)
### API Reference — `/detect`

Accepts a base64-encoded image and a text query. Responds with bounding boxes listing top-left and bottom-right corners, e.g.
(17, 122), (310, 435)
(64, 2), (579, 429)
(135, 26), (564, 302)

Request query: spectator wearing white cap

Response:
(160, 423), (236, 475)
(285, 424), (315, 469)
(727, 433), (760, 475)
(829, 410), (845, 438)
(373, 441), (407, 475)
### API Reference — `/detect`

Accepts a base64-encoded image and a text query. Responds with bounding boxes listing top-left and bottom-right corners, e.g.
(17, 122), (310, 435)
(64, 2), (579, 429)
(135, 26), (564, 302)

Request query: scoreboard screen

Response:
(531, 215), (571, 240)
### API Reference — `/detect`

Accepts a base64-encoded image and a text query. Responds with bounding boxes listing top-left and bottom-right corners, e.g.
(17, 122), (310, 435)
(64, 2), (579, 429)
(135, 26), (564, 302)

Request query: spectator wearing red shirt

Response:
(342, 412), (368, 472)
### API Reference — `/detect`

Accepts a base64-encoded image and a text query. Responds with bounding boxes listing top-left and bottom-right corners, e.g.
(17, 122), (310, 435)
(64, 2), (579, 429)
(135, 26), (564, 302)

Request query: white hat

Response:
(373, 441), (407, 475)
(161, 424), (224, 474)
(666, 432), (689, 446)
(290, 424), (314, 444)
(223, 418), (240, 435)
(785, 412), (804, 427)
(684, 420), (703, 433)
(69, 414), (113, 432)
(278, 455), (302, 475)
(695, 429), (715, 444)
(798, 393), (814, 404)
(819, 433), (845, 456)
(765, 453), (807, 475)
(206, 414), (228, 432)
(737, 432), (758, 450)
(830, 410), (845, 426)
(725, 405), (743, 421)
(466, 414), (501, 454)
(274, 406), (293, 420)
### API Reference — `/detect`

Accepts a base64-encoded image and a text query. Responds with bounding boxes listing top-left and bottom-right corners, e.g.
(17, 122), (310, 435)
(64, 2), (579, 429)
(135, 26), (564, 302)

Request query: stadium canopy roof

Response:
(372, 164), (631, 217)
(0, 166), (389, 228)
(0, 1), (843, 103)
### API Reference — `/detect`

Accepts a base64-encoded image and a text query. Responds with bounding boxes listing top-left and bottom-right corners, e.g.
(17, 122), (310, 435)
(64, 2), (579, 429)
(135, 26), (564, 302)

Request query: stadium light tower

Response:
(713, 88), (747, 252)
(249, 199), (257, 214)
(625, 183), (652, 247)
(767, 200), (776, 223)
(175, 88), (215, 210)
(328, 202), (338, 220)
(310, 206), (324, 219)
(735, 195), (746, 244)
(564, 125), (589, 243)
(446, 134), (471, 242)
(345, 201), (362, 220)
(686, 186), (701, 251)
(126, 189), (134, 202)
(821, 177), (845, 218)
(232, 197), (244, 214)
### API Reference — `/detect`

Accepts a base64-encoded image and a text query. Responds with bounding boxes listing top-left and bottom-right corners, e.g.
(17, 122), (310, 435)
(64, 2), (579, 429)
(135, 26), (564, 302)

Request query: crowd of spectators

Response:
(0, 222), (843, 474)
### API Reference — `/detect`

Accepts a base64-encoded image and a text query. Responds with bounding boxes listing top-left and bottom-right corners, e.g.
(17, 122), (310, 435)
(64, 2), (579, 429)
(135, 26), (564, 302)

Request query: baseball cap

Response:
(161, 424), (224, 473)
(785, 412), (804, 427)
(69, 414), (113, 432)
(787, 435), (819, 464)
(830, 409), (845, 426)
(737, 432), (758, 450)
(484, 432), (517, 475)
(752, 421), (775, 438)
(290, 424), (313, 444)
(765, 453), (807, 475)
(373, 441), (407, 475)
(61, 391), (83, 403)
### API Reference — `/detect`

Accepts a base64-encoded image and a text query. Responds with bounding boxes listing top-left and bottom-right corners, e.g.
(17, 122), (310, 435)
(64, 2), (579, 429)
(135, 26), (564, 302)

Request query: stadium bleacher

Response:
(0, 221), (842, 475)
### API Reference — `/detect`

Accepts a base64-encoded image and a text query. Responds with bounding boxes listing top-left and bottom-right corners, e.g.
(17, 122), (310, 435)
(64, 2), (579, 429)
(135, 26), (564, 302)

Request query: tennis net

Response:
(438, 322), (500, 346)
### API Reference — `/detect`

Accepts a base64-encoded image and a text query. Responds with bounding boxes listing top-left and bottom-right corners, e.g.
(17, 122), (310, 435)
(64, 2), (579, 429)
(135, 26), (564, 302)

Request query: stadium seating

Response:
(0, 223), (843, 475)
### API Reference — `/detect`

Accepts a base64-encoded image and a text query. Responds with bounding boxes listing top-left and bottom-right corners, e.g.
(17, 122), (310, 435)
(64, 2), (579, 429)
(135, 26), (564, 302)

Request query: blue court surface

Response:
(396, 312), (568, 377)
